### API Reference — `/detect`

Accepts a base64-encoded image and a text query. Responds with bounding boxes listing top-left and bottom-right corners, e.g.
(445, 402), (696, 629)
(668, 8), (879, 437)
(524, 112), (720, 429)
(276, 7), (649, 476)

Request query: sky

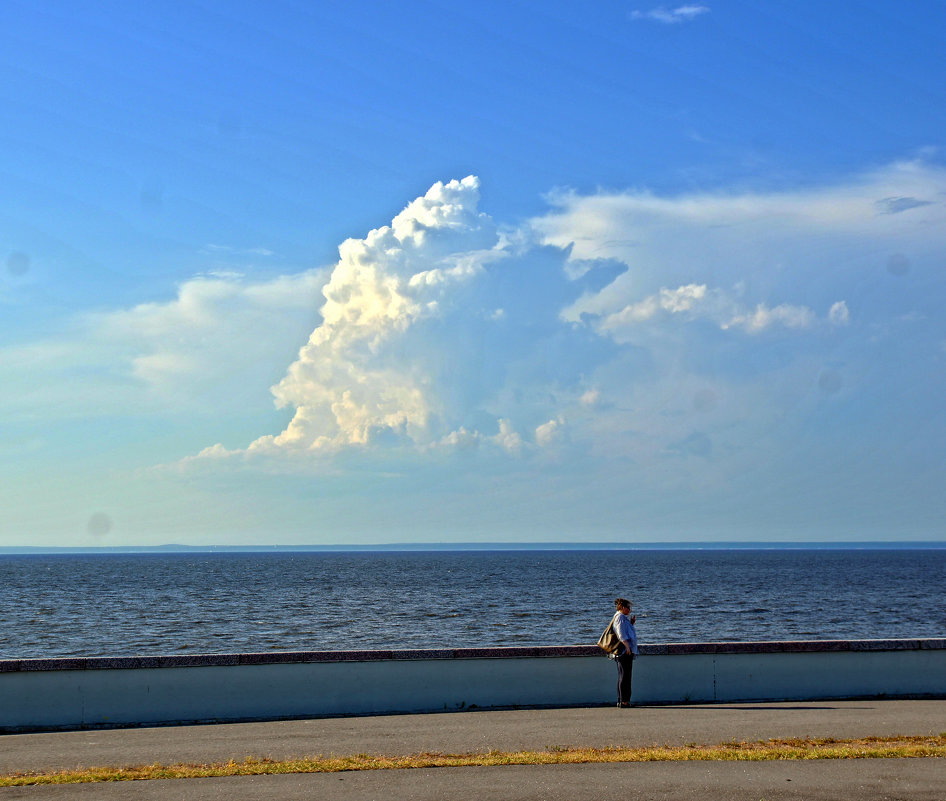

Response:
(1, 1), (945, 546)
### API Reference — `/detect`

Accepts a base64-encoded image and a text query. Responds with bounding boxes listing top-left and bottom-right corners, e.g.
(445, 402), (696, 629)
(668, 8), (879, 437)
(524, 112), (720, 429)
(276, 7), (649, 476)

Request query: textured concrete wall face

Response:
(634, 653), (717, 703)
(711, 650), (945, 703)
(0, 658), (615, 729)
(1, 641), (944, 731)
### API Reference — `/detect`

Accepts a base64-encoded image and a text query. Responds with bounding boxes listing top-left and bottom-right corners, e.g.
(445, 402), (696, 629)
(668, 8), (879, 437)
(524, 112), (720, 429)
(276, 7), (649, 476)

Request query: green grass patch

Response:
(2, 735), (944, 786)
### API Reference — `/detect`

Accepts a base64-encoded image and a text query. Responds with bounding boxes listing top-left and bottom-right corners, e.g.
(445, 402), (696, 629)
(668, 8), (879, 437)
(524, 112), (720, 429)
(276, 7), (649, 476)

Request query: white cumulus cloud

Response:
(829, 300), (851, 326)
(588, 282), (818, 341)
(175, 161), (946, 477)
(244, 176), (500, 456)
(536, 417), (565, 447)
(536, 160), (946, 348)
(596, 283), (708, 328)
(493, 418), (524, 455)
(189, 176), (622, 465)
(722, 302), (815, 333)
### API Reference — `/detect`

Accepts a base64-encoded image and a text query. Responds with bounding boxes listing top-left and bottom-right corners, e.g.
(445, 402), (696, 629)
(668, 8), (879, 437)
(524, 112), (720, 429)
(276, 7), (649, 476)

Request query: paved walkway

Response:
(1, 700), (944, 799)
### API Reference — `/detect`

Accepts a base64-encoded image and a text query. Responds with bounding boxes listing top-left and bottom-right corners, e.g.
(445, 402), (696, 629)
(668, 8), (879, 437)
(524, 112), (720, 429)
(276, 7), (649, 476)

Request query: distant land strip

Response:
(3, 735), (945, 786)
(2, 541), (945, 554)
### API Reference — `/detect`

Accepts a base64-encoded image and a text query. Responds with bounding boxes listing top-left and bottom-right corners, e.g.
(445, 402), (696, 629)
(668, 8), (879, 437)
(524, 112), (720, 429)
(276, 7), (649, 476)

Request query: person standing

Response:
(612, 597), (638, 707)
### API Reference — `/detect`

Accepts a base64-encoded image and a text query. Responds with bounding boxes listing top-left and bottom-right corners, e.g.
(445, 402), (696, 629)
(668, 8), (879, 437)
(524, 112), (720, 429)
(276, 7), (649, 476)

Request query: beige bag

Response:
(596, 614), (621, 654)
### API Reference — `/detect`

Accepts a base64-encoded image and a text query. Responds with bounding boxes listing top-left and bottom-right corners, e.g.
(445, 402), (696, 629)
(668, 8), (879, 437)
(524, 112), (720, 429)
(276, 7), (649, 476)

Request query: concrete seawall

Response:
(2, 639), (944, 732)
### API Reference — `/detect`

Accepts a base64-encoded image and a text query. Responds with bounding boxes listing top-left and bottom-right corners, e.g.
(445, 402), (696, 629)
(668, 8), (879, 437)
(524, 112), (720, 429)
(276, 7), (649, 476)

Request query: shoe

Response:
(617, 702), (630, 708)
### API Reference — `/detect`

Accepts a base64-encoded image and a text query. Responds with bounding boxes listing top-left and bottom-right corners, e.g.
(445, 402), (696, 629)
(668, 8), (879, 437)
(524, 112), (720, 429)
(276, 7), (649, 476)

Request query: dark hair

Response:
(614, 598), (631, 610)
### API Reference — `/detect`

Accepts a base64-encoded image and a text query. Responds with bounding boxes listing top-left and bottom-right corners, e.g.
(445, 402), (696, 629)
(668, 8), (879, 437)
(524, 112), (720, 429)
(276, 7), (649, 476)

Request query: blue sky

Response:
(2, 1), (945, 546)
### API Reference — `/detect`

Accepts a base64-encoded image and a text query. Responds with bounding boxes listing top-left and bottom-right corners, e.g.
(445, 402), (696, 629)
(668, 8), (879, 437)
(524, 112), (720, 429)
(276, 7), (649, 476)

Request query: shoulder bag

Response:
(596, 613), (621, 654)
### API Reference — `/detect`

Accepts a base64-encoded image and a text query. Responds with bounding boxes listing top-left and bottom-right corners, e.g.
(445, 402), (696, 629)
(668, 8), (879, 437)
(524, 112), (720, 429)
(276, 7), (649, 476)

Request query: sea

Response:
(1, 547), (944, 659)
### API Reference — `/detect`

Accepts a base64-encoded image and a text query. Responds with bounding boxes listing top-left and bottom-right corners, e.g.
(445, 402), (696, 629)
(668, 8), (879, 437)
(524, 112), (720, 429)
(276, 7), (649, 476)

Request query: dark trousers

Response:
(616, 652), (634, 704)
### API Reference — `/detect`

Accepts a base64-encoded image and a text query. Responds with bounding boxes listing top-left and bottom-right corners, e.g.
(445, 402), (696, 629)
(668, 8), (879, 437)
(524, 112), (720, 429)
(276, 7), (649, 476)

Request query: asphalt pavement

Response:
(1, 700), (943, 799)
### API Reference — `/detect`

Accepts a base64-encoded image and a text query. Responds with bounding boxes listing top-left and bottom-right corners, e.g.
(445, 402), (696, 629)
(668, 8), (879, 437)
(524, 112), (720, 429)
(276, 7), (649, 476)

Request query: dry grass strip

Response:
(2, 735), (945, 786)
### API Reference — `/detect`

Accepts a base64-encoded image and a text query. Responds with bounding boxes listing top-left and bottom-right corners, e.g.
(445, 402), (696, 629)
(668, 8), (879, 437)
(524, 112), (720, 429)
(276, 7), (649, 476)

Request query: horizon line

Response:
(2, 540), (945, 555)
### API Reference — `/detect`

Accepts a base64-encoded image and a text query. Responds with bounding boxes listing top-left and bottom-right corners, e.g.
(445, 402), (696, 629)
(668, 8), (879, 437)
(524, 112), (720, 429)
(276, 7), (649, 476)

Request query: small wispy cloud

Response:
(631, 5), (710, 24)
(588, 282), (821, 339)
(829, 301), (850, 327)
(0, 269), (326, 420)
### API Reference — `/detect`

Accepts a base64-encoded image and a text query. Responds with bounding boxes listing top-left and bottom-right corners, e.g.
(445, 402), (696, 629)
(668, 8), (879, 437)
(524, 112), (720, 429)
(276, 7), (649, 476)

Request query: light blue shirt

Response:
(613, 611), (638, 655)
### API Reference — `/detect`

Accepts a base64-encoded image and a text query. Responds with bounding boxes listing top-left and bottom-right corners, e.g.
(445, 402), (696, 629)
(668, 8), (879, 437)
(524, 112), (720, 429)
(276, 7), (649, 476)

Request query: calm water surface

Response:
(1, 549), (944, 658)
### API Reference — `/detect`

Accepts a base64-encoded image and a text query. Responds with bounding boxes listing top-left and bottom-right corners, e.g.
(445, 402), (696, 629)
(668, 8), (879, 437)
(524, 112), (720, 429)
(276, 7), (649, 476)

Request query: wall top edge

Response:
(2, 639), (944, 672)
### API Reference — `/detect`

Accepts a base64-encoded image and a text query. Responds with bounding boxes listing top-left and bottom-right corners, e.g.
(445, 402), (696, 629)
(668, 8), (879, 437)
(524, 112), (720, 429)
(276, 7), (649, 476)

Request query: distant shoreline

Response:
(1, 541), (944, 555)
